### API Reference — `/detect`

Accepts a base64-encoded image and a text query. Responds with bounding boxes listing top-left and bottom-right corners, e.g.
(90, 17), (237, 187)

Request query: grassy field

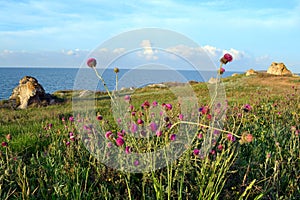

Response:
(0, 73), (299, 199)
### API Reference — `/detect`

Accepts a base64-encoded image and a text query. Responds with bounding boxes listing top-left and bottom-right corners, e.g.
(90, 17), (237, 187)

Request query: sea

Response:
(0, 67), (242, 100)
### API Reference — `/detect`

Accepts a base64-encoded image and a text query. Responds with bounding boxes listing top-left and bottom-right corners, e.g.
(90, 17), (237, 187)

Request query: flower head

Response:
(220, 53), (233, 64)
(149, 122), (158, 131)
(125, 146), (131, 154)
(227, 133), (236, 142)
(105, 131), (113, 139)
(97, 115), (103, 121)
(114, 67), (119, 73)
(170, 134), (176, 141)
(1, 141), (8, 147)
(87, 58), (97, 68)
(116, 137), (124, 146)
(218, 67), (225, 75)
(243, 104), (252, 112)
(193, 149), (200, 156)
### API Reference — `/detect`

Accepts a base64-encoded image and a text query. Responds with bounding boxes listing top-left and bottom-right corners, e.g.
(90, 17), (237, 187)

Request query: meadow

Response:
(0, 73), (299, 199)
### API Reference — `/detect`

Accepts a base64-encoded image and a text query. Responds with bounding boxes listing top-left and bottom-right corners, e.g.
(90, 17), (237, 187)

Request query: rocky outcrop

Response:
(9, 76), (55, 109)
(267, 62), (292, 75)
(245, 69), (258, 76)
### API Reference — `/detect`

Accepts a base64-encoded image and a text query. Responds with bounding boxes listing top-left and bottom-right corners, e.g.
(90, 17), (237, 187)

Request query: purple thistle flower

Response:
(105, 131), (113, 139)
(193, 149), (200, 156)
(137, 118), (144, 125)
(87, 58), (97, 68)
(96, 115), (103, 120)
(178, 114), (184, 120)
(69, 116), (74, 122)
(66, 141), (70, 146)
(130, 123), (138, 133)
(227, 133), (236, 142)
(125, 146), (131, 154)
(156, 130), (162, 137)
(152, 101), (158, 107)
(165, 103), (172, 110)
(116, 137), (124, 146)
(149, 122), (158, 132)
(134, 159), (139, 166)
(170, 134), (176, 141)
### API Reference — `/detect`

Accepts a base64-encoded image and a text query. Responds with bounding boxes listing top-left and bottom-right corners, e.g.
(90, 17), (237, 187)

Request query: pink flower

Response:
(152, 101), (158, 107)
(87, 58), (97, 68)
(227, 133), (236, 142)
(134, 159), (139, 166)
(178, 114), (184, 120)
(217, 144), (223, 151)
(69, 116), (74, 122)
(243, 104), (252, 112)
(220, 53), (233, 64)
(149, 122), (158, 131)
(210, 150), (216, 155)
(156, 130), (162, 137)
(1, 141), (8, 147)
(193, 149), (200, 155)
(219, 67), (225, 75)
(105, 131), (113, 139)
(130, 123), (138, 133)
(142, 101), (150, 109)
(165, 104), (172, 110)
(137, 118), (144, 125)
(197, 133), (203, 139)
(66, 141), (70, 146)
(107, 142), (112, 148)
(125, 146), (131, 154)
(116, 137), (124, 146)
(170, 134), (176, 141)
(96, 115), (103, 120)
(124, 95), (131, 102)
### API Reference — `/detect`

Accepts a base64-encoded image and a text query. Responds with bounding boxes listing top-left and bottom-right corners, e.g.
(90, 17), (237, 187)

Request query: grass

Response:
(0, 73), (300, 199)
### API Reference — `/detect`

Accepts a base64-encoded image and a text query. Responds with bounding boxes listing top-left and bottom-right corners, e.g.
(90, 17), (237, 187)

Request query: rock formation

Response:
(9, 76), (55, 109)
(267, 62), (292, 75)
(245, 69), (258, 76)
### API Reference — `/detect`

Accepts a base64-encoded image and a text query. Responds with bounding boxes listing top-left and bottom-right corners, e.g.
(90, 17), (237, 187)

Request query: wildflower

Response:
(141, 101), (150, 109)
(197, 133), (203, 139)
(87, 58), (97, 68)
(193, 149), (200, 156)
(166, 123), (172, 129)
(170, 134), (176, 141)
(6, 134), (12, 141)
(69, 132), (75, 141)
(199, 106), (209, 115)
(220, 53), (233, 64)
(105, 131), (113, 139)
(295, 130), (299, 136)
(134, 159), (139, 166)
(131, 111), (136, 116)
(107, 142), (112, 148)
(217, 144), (223, 151)
(137, 118), (144, 125)
(130, 123), (138, 133)
(227, 133), (236, 142)
(96, 115), (103, 121)
(129, 105), (134, 110)
(69, 116), (74, 122)
(156, 130), (162, 137)
(149, 122), (158, 131)
(124, 95), (131, 102)
(178, 114), (184, 120)
(243, 104), (252, 112)
(218, 67), (225, 75)
(240, 132), (254, 144)
(1, 141), (8, 147)
(48, 123), (53, 129)
(116, 137), (124, 146)
(114, 67), (119, 73)
(210, 149), (216, 155)
(152, 101), (158, 107)
(165, 103), (172, 110)
(66, 141), (70, 146)
(125, 146), (131, 154)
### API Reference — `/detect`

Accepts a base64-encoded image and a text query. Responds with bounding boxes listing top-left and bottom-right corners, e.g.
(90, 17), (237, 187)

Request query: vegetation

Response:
(0, 74), (299, 199)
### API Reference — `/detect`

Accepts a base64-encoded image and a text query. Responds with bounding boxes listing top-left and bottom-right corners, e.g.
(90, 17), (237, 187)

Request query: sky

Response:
(0, 0), (300, 73)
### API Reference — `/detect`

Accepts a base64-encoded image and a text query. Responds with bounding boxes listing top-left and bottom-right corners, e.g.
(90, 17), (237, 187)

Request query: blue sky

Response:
(0, 0), (300, 72)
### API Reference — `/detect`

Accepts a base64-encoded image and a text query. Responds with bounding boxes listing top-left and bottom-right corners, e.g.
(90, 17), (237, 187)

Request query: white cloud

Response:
(138, 40), (158, 60)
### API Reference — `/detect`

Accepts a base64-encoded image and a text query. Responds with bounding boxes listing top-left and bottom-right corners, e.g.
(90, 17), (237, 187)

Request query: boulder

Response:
(245, 69), (258, 76)
(9, 76), (55, 109)
(267, 62), (292, 75)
